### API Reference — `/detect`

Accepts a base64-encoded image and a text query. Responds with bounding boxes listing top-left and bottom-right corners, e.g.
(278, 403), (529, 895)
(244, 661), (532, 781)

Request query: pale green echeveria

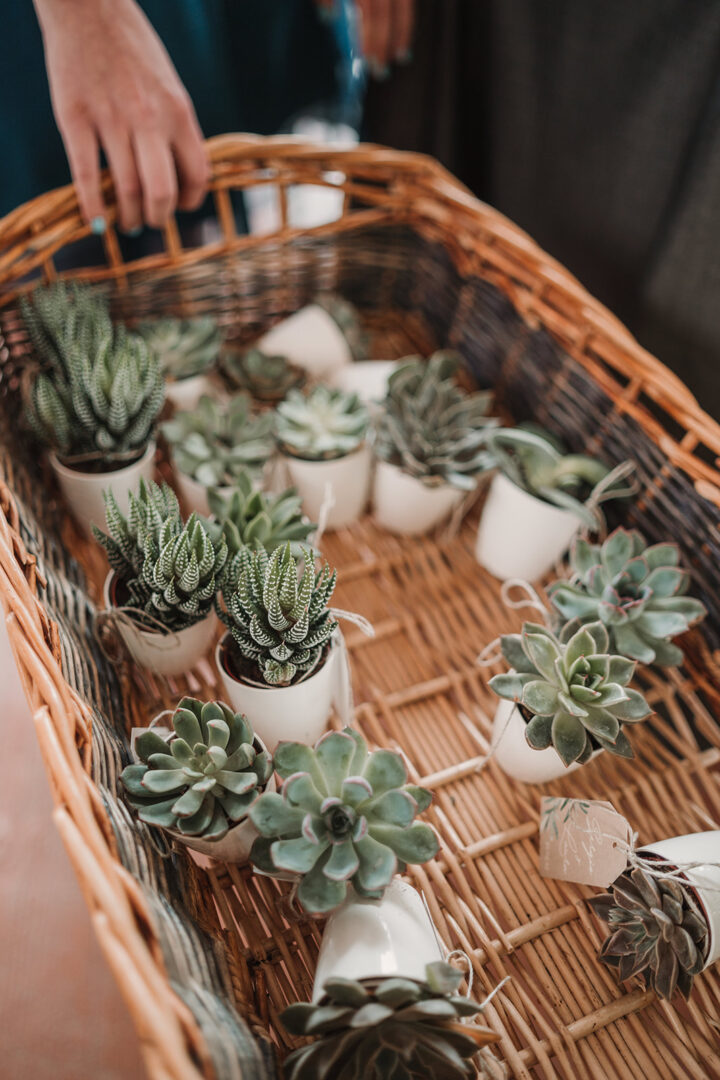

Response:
(207, 471), (315, 557)
(138, 316), (221, 381)
(162, 393), (275, 487)
(276, 385), (370, 460)
(250, 727), (439, 914)
(281, 961), (502, 1080)
(220, 347), (306, 402)
(121, 697), (273, 840)
(489, 621), (652, 766)
(549, 527), (707, 666)
(375, 351), (496, 490)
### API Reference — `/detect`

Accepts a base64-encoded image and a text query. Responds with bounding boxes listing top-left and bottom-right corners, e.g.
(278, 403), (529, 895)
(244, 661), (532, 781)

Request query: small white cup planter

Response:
(372, 460), (462, 536)
(491, 697), (592, 784)
(256, 304), (354, 381)
(172, 468), (234, 518)
(281, 444), (371, 530)
(331, 360), (399, 409)
(165, 374), (215, 413)
(475, 472), (580, 582)
(312, 878), (443, 1001)
(103, 572), (217, 677)
(639, 831), (720, 967)
(50, 440), (156, 533)
(216, 632), (336, 750)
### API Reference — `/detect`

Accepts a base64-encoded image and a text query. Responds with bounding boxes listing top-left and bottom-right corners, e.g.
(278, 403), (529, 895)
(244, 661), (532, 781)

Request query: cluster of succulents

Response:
(207, 472), (315, 557)
(138, 316), (221, 381)
(219, 543), (337, 686)
(549, 528), (707, 666)
(276, 386), (370, 460)
(162, 394), (275, 487)
(589, 865), (709, 1000)
(250, 727), (438, 913)
(23, 283), (163, 461)
(220, 347), (306, 402)
(490, 621), (651, 765)
(121, 697), (273, 840)
(375, 352), (496, 489)
(93, 478), (227, 631)
(281, 961), (502, 1080)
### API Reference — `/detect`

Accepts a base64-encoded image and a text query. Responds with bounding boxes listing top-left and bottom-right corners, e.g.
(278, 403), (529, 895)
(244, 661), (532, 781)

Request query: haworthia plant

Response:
(220, 347), (306, 402)
(275, 385), (370, 460)
(121, 697), (273, 840)
(162, 393), (275, 487)
(138, 316), (221, 381)
(207, 471), (315, 557)
(250, 727), (439, 913)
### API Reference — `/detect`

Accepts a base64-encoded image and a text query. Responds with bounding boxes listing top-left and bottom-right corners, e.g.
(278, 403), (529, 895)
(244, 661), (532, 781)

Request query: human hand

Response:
(316, 0), (414, 75)
(34, 0), (209, 232)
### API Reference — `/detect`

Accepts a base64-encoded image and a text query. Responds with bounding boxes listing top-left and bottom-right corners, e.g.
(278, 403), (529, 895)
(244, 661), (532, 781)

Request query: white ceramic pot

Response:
(281, 444), (371, 530)
(475, 472), (580, 582)
(256, 304), (353, 380)
(491, 697), (590, 784)
(331, 360), (399, 409)
(372, 460), (462, 536)
(103, 571), (217, 677)
(165, 374), (215, 412)
(173, 469), (234, 518)
(50, 440), (156, 533)
(313, 878), (443, 1001)
(216, 633), (335, 750)
(639, 832), (720, 966)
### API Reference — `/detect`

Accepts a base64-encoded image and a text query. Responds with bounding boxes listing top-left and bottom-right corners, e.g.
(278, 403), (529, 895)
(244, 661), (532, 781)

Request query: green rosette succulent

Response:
(93, 478), (228, 632)
(220, 347), (306, 402)
(138, 316), (221, 381)
(162, 394), (275, 487)
(548, 528), (707, 666)
(489, 621), (652, 765)
(250, 727), (439, 913)
(281, 961), (503, 1080)
(207, 471), (315, 557)
(589, 865), (709, 1000)
(121, 697), (273, 840)
(276, 386), (370, 460)
(219, 542), (337, 685)
(375, 352), (496, 490)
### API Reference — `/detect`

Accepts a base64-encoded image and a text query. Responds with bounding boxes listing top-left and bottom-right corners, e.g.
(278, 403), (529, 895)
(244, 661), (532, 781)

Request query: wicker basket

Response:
(0, 134), (719, 1080)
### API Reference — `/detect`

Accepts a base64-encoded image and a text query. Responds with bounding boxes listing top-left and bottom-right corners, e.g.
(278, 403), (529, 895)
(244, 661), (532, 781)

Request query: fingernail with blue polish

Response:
(90, 215), (106, 235)
(126, 226), (143, 238)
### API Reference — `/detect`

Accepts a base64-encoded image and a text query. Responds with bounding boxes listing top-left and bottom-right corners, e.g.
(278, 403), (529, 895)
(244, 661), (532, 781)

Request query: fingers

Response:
(358, 0), (392, 72)
(132, 129), (178, 229)
(103, 127), (143, 233)
(61, 115), (106, 231)
(172, 104), (209, 212)
(391, 0), (414, 61)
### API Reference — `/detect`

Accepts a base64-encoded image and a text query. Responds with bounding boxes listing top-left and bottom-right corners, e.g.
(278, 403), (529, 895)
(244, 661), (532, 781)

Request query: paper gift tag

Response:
(331, 628), (354, 728)
(539, 797), (632, 887)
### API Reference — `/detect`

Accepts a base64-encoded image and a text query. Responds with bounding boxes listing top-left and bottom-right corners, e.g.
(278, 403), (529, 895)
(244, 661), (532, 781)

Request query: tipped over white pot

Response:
(281, 444), (371, 530)
(313, 878), (443, 1001)
(165, 374), (215, 413)
(331, 360), (399, 409)
(50, 440), (156, 533)
(373, 460), (463, 536)
(475, 472), (581, 581)
(256, 304), (354, 381)
(491, 697), (592, 784)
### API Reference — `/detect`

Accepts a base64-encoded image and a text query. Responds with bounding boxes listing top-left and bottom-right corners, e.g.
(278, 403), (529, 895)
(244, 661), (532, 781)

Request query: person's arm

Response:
(33, 0), (208, 232)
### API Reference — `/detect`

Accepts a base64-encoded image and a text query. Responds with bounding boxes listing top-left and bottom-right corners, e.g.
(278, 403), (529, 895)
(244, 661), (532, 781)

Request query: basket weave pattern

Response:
(0, 136), (719, 1080)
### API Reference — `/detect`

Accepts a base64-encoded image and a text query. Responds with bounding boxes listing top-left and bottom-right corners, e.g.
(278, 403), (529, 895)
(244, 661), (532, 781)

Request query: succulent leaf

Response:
(275, 385), (370, 460)
(162, 394), (275, 488)
(138, 316), (221, 381)
(220, 346), (306, 402)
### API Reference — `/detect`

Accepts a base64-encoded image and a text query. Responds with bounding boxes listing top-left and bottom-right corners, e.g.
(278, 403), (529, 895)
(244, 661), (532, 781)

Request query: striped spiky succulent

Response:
(93, 478), (227, 631)
(589, 866), (709, 1000)
(207, 471), (315, 557)
(220, 347), (306, 402)
(138, 316), (221, 381)
(162, 394), (275, 487)
(21, 281), (110, 375)
(218, 543), (337, 686)
(375, 352), (496, 489)
(121, 697), (272, 840)
(276, 386), (370, 460)
(281, 962), (503, 1080)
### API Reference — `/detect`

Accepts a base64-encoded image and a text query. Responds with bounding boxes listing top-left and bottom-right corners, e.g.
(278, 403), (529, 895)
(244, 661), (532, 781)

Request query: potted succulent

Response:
(93, 479), (227, 676)
(488, 620), (652, 783)
(373, 352), (496, 535)
(251, 294), (367, 381)
(548, 528), (707, 666)
(475, 425), (632, 581)
(589, 831), (720, 1000)
(22, 283), (163, 530)
(250, 728), (439, 913)
(281, 880), (504, 1080)
(120, 696), (275, 863)
(161, 394), (276, 516)
(216, 543), (338, 748)
(275, 386), (371, 529)
(138, 315), (222, 411)
(219, 347), (306, 404)
(207, 475), (316, 557)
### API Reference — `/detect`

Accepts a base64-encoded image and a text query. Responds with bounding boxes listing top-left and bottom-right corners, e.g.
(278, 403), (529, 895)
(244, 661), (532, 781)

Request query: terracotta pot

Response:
(491, 697), (595, 784)
(256, 304), (353, 381)
(372, 460), (462, 536)
(50, 440), (155, 533)
(281, 444), (371, 530)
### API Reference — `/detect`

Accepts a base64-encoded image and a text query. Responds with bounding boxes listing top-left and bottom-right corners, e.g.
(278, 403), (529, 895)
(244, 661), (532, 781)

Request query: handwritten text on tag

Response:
(539, 797), (632, 887)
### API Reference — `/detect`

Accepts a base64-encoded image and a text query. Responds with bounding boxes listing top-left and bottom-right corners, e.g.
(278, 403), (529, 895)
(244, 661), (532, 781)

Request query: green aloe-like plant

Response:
(24, 284), (163, 461)
(589, 865), (709, 1000)
(93, 478), (228, 632)
(220, 347), (306, 402)
(276, 386), (370, 460)
(207, 471), (315, 557)
(548, 528), (707, 666)
(162, 393), (275, 487)
(281, 961), (502, 1080)
(138, 316), (221, 381)
(218, 543), (337, 685)
(121, 697), (273, 840)
(375, 352), (496, 489)
(489, 621), (652, 765)
(250, 727), (439, 913)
